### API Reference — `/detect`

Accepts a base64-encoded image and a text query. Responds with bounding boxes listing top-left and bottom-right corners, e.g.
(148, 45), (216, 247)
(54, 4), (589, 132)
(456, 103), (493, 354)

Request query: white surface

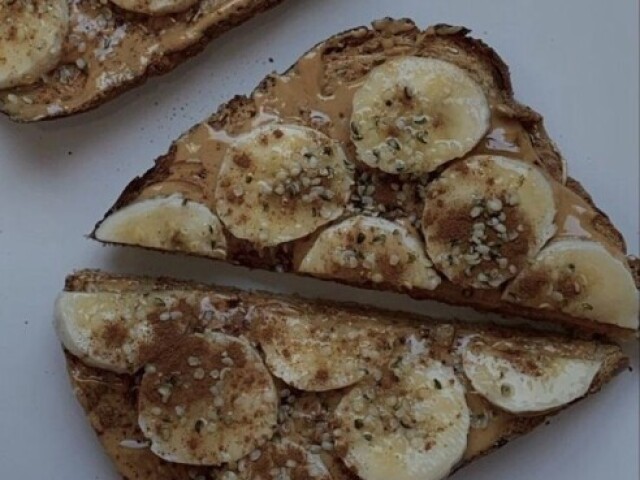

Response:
(0, 0), (638, 478)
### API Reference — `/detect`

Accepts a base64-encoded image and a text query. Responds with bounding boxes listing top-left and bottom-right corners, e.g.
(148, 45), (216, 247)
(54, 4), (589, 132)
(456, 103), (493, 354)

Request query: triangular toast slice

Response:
(0, 0), (283, 122)
(57, 269), (628, 480)
(91, 19), (639, 337)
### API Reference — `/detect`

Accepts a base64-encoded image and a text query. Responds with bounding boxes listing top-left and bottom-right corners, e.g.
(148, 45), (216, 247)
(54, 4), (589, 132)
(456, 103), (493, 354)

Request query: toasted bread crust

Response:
(92, 20), (638, 340)
(0, 0), (284, 122)
(63, 269), (628, 480)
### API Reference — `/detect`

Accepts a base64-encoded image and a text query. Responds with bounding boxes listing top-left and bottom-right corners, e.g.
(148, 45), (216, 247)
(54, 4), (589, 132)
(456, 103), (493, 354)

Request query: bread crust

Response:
(92, 20), (638, 340)
(101, 21), (626, 250)
(62, 269), (629, 480)
(0, 0), (284, 122)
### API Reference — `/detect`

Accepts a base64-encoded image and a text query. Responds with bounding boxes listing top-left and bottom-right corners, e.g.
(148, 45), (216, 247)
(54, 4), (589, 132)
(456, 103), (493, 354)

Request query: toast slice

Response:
(91, 19), (639, 338)
(57, 269), (628, 480)
(0, 0), (283, 122)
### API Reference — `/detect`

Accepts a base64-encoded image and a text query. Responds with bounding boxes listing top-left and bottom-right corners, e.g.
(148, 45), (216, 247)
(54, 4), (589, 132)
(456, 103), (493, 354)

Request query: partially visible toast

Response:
(91, 19), (639, 339)
(60, 269), (628, 480)
(0, 0), (283, 122)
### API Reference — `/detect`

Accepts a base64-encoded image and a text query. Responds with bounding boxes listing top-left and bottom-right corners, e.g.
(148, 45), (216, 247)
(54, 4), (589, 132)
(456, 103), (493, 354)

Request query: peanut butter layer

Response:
(62, 270), (628, 479)
(95, 20), (637, 337)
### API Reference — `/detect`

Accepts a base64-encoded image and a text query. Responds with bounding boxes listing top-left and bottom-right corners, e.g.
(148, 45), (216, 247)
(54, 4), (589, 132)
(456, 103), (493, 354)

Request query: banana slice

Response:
(109, 0), (199, 15)
(54, 291), (193, 374)
(215, 124), (354, 247)
(351, 56), (490, 175)
(423, 155), (556, 289)
(334, 356), (469, 480)
(254, 306), (395, 391)
(0, 0), (69, 89)
(503, 238), (639, 329)
(237, 439), (332, 480)
(299, 215), (441, 290)
(462, 336), (602, 413)
(95, 194), (227, 259)
(138, 331), (278, 465)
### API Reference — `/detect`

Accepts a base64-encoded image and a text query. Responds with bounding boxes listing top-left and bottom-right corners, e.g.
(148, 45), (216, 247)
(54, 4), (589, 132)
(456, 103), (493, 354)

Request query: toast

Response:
(58, 269), (628, 480)
(0, 0), (283, 122)
(91, 19), (640, 338)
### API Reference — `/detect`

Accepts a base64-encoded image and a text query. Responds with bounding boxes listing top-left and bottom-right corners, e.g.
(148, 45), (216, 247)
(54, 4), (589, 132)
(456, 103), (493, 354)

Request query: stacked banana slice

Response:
(55, 291), (195, 373)
(504, 239), (639, 330)
(254, 306), (395, 391)
(56, 288), (611, 480)
(334, 356), (470, 480)
(299, 215), (441, 290)
(461, 335), (603, 413)
(423, 155), (557, 288)
(350, 57), (491, 175)
(95, 194), (227, 259)
(138, 331), (278, 465)
(215, 124), (354, 247)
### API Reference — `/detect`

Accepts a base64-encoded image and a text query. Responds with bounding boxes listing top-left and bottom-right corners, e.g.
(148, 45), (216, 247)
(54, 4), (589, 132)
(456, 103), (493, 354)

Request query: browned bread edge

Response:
(62, 268), (629, 480)
(90, 20), (638, 340)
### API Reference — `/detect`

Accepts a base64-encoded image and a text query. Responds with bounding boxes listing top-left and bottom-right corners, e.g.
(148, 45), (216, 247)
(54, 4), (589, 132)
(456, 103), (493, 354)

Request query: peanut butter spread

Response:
(0, 0), (280, 120)
(62, 272), (625, 478)
(150, 26), (615, 251)
(101, 20), (636, 334)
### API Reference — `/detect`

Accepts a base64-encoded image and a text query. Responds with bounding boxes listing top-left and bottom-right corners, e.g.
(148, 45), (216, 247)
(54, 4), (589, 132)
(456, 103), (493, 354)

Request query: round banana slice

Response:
(109, 0), (199, 16)
(334, 356), (469, 480)
(255, 307), (395, 391)
(299, 215), (441, 290)
(54, 291), (192, 374)
(503, 238), (639, 329)
(95, 194), (227, 259)
(215, 124), (354, 247)
(237, 439), (332, 480)
(423, 155), (556, 289)
(351, 56), (490, 175)
(0, 0), (69, 89)
(138, 332), (278, 465)
(462, 336), (602, 413)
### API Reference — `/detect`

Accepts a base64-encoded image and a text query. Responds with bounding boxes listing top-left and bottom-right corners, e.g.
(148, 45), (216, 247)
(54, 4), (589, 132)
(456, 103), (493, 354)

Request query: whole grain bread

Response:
(0, 0), (284, 122)
(91, 19), (639, 339)
(62, 269), (628, 480)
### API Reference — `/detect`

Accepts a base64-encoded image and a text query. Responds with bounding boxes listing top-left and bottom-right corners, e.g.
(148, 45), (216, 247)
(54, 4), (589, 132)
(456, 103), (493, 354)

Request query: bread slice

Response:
(58, 269), (627, 480)
(0, 0), (283, 122)
(91, 19), (639, 338)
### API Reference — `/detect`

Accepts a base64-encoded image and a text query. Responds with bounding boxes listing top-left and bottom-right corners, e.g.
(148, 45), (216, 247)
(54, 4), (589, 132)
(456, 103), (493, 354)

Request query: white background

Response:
(0, 0), (638, 478)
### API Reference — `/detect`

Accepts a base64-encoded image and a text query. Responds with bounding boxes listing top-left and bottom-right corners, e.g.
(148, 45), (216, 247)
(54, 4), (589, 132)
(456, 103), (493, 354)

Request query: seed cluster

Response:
(233, 144), (346, 220)
(347, 383), (432, 448)
(347, 170), (426, 229)
(145, 347), (243, 444)
(351, 85), (434, 173)
(213, 429), (329, 480)
(444, 193), (524, 287)
(275, 387), (340, 457)
(333, 227), (417, 284)
(348, 171), (379, 216)
(507, 262), (593, 311)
